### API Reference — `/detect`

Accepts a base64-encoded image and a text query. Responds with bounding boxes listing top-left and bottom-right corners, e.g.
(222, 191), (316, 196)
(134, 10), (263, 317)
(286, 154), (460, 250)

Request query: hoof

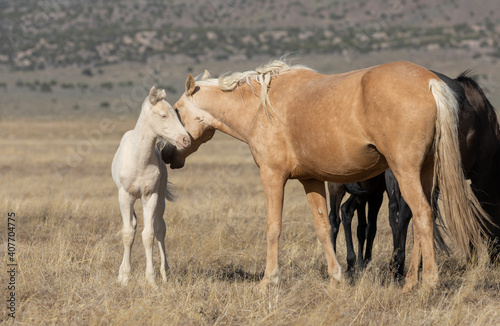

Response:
(257, 279), (270, 293)
(146, 277), (157, 288)
(257, 274), (279, 293)
(401, 280), (417, 293)
(328, 277), (342, 290)
(422, 275), (439, 292)
(117, 274), (129, 286)
(160, 269), (168, 282)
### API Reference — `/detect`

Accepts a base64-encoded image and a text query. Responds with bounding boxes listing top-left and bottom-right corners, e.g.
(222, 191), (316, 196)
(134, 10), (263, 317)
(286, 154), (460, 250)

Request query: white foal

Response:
(112, 86), (190, 287)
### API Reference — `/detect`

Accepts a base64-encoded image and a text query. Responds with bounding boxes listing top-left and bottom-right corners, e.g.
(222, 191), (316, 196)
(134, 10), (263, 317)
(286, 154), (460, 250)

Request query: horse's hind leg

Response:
(364, 187), (383, 266)
(327, 183), (345, 253)
(118, 188), (137, 285)
(386, 170), (412, 278)
(355, 199), (368, 268)
(392, 160), (436, 292)
(341, 194), (362, 271)
(393, 198), (412, 278)
(301, 179), (342, 287)
(154, 196), (169, 282)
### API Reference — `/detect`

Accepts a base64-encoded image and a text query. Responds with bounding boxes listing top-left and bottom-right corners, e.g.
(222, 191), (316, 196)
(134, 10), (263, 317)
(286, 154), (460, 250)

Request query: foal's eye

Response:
(161, 114), (167, 119)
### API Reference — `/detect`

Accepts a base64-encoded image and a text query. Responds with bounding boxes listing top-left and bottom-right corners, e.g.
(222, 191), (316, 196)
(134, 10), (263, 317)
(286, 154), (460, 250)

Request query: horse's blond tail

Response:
(431, 79), (492, 256)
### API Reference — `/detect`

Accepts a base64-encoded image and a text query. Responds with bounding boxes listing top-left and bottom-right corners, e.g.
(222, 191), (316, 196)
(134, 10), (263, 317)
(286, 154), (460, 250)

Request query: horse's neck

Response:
(130, 110), (158, 166)
(200, 84), (261, 143)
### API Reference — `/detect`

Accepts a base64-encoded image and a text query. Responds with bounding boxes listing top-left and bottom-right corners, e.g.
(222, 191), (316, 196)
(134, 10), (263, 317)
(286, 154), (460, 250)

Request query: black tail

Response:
(431, 187), (449, 255)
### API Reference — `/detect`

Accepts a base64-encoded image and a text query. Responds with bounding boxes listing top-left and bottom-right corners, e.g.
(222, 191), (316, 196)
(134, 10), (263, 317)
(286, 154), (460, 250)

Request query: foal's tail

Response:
(165, 182), (176, 202)
(430, 79), (492, 256)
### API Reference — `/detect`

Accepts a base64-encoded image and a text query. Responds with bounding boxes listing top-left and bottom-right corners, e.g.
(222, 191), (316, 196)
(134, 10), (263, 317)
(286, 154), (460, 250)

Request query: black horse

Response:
(327, 174), (385, 271)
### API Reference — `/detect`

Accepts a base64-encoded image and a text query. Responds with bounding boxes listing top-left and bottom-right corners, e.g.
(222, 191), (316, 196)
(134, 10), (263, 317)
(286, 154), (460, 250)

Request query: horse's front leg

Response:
(300, 179), (342, 287)
(258, 167), (287, 289)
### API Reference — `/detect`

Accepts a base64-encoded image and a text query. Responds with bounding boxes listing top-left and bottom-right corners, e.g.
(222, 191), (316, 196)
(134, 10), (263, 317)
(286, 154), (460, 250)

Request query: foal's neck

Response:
(131, 105), (158, 165)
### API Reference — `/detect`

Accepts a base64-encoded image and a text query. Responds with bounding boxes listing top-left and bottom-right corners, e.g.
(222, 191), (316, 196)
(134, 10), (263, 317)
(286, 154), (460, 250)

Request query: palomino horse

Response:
(112, 86), (190, 286)
(163, 60), (491, 292)
(387, 71), (500, 275)
(327, 175), (385, 272)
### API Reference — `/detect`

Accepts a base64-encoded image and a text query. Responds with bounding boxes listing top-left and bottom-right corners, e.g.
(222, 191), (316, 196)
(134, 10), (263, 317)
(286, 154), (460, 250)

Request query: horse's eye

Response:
(161, 114), (167, 119)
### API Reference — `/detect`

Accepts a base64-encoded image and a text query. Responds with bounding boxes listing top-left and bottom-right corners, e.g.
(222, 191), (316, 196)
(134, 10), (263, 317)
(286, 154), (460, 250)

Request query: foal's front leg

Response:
(154, 196), (169, 282)
(142, 193), (159, 287)
(258, 167), (286, 289)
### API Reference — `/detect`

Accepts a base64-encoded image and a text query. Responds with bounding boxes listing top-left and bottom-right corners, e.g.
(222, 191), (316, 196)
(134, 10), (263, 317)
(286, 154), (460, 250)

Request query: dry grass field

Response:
(1, 114), (500, 325)
(0, 51), (499, 325)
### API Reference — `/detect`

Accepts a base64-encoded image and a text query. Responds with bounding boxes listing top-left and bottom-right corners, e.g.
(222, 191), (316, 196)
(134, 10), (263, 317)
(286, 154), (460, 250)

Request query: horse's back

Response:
(278, 61), (441, 182)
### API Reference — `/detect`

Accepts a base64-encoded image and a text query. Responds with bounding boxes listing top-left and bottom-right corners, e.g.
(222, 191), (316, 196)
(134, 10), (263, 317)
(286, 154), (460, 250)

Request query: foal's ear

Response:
(149, 86), (159, 105)
(157, 89), (167, 101)
(185, 74), (196, 96)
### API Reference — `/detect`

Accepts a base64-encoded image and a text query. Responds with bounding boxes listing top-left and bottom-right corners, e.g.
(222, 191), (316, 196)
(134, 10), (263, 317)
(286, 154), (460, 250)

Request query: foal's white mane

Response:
(199, 59), (314, 117)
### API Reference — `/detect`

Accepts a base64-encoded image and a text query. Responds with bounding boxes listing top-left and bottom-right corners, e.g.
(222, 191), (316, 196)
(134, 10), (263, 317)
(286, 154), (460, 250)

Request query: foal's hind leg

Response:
(118, 188), (137, 285)
(154, 196), (169, 282)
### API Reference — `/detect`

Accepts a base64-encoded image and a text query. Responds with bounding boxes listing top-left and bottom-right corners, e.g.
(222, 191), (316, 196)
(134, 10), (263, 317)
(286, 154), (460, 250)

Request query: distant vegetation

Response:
(1, 0), (499, 70)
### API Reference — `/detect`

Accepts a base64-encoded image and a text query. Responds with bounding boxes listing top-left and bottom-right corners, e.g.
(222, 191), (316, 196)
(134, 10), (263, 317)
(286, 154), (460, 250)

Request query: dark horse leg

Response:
(363, 179), (385, 266)
(355, 198), (367, 268)
(386, 168), (447, 278)
(327, 183), (346, 253)
(341, 193), (364, 271)
(386, 168), (412, 278)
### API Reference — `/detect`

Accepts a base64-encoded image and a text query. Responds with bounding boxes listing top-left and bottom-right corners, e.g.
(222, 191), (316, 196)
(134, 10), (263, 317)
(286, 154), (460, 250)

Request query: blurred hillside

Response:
(1, 0), (499, 70)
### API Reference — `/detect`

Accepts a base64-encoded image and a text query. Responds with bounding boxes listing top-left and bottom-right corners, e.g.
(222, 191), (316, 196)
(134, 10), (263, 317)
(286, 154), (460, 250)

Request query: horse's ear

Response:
(185, 74), (196, 96)
(149, 86), (158, 105)
(202, 69), (211, 80)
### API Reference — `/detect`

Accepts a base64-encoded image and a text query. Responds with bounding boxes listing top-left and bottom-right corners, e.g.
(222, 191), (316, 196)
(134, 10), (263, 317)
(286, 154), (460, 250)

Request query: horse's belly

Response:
(292, 138), (387, 183)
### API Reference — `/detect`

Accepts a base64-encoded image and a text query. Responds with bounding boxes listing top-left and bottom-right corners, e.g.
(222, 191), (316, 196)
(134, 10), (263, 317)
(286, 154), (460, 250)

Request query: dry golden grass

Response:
(1, 119), (500, 325)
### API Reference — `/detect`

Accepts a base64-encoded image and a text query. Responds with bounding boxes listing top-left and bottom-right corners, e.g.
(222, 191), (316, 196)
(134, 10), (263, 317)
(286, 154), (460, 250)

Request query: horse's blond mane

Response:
(217, 59), (314, 117)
